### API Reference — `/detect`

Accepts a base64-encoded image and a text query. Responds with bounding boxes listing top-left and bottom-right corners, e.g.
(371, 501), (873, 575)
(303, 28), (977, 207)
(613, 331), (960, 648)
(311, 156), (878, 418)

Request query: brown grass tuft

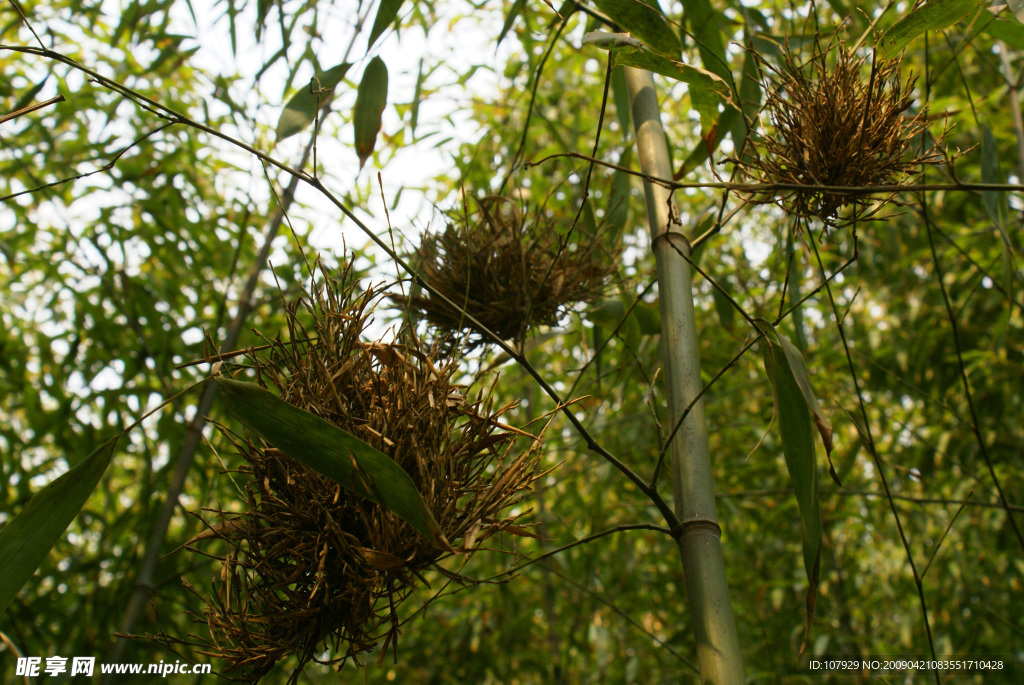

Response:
(394, 195), (617, 349)
(159, 260), (543, 682)
(731, 36), (948, 227)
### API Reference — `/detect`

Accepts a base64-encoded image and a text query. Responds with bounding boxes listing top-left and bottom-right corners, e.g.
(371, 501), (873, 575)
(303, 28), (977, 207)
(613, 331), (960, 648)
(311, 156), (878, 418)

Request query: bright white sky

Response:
(170, 0), (521, 269)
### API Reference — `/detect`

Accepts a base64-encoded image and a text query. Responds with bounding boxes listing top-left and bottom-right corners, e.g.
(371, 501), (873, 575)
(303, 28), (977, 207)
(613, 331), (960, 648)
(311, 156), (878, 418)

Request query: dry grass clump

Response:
(167, 261), (542, 682)
(396, 195), (616, 349)
(732, 37), (947, 227)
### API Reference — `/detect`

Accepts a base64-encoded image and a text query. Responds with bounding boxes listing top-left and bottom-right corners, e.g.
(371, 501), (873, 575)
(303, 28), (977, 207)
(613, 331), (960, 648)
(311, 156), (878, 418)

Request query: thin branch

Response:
(490, 523), (672, 580)
(808, 221), (940, 669)
(500, 9), (573, 191)
(919, 203), (1024, 550)
(7, 0), (45, 49)
(520, 47), (616, 343)
(720, 487), (1023, 512)
(543, 563), (698, 672)
(921, 490), (973, 578)
(0, 94), (64, 123)
(523, 150), (1024, 193)
(0, 121), (176, 203)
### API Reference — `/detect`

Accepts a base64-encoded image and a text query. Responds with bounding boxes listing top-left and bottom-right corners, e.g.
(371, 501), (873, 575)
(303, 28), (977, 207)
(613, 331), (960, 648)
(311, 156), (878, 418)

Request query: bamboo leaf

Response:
(683, 0), (733, 154)
(592, 0), (681, 57)
(497, 0), (526, 48)
(354, 56), (389, 170)
(983, 16), (1024, 49)
(730, 32), (762, 158)
(683, 0), (732, 87)
(367, 0), (405, 52)
(215, 376), (450, 550)
(607, 45), (733, 130)
(256, 0), (274, 41)
(0, 437), (118, 616)
(607, 147), (632, 239)
(582, 201), (598, 237)
(611, 65), (632, 134)
(589, 298), (641, 346)
(877, 0), (984, 60)
(712, 285), (735, 332)
(632, 300), (661, 335)
(756, 320), (821, 651)
(981, 125), (1012, 231)
(777, 336), (834, 459)
(410, 57), (426, 140)
(275, 62), (352, 142)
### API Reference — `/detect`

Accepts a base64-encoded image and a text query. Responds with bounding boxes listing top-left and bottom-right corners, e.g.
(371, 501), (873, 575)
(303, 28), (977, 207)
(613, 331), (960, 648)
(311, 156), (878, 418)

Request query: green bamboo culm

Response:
(625, 67), (746, 683)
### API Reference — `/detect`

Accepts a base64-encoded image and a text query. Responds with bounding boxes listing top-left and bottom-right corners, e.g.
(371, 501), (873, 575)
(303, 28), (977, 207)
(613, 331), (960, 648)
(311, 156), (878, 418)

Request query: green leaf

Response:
(756, 320), (822, 649)
(275, 62), (352, 142)
(606, 147), (632, 239)
(677, 137), (713, 179)
(589, 298), (641, 347)
(689, 212), (716, 256)
(593, 0), (681, 57)
(497, 0), (526, 48)
(608, 46), (733, 130)
(611, 65), (632, 134)
(712, 284), (735, 332)
(367, 0), (405, 52)
(632, 300), (661, 335)
(590, 294), (661, 341)
(215, 376), (449, 549)
(12, 76), (49, 115)
(984, 16), (1024, 48)
(683, 0), (733, 88)
(256, 0), (274, 41)
(354, 56), (389, 170)
(410, 57), (426, 140)
(225, 0), (238, 54)
(675, 0), (749, 162)
(730, 31), (762, 157)
(877, 0), (984, 60)
(673, 106), (742, 177)
(777, 334), (835, 462)
(0, 437), (118, 617)
(582, 201), (599, 237)
(981, 125), (1012, 231)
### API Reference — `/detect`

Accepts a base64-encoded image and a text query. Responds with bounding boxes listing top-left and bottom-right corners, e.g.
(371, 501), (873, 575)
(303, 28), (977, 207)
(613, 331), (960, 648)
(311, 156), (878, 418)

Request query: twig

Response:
(0, 94), (65, 123)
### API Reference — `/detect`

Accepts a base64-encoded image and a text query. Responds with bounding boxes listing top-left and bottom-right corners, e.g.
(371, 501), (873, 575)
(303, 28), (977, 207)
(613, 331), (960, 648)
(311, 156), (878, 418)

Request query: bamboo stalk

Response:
(624, 67), (745, 683)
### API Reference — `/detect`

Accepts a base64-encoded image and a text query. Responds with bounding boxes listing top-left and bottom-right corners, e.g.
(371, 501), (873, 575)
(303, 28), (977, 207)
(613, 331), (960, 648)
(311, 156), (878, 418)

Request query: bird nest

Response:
(395, 195), (617, 349)
(163, 261), (543, 682)
(731, 36), (948, 228)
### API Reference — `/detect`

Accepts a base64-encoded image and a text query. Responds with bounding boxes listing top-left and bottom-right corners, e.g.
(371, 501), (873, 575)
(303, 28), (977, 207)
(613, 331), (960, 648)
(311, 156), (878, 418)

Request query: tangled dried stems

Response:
(731, 35), (949, 228)
(164, 261), (543, 682)
(395, 195), (617, 349)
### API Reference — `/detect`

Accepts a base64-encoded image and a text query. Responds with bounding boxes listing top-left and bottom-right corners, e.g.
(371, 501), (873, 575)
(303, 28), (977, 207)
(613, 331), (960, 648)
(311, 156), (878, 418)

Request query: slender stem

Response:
(522, 150), (1024, 193)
